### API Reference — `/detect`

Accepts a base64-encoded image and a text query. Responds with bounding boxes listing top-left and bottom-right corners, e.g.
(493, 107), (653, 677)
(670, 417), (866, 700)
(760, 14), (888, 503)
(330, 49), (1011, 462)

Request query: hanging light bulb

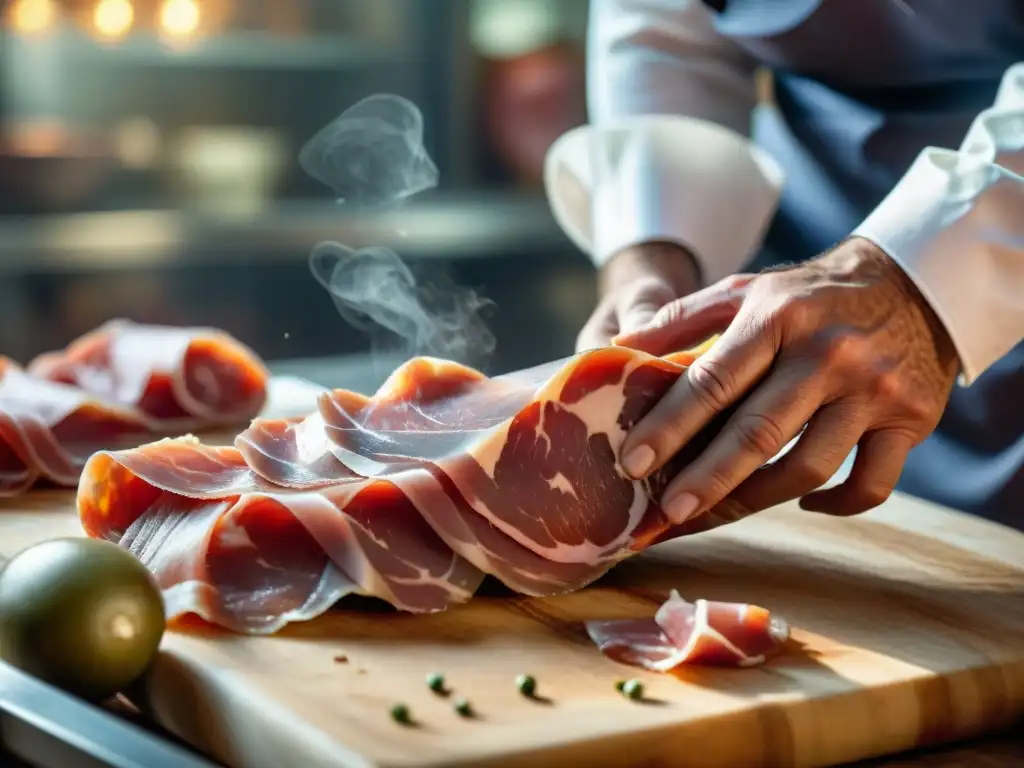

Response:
(7, 0), (58, 35)
(93, 0), (134, 41)
(159, 0), (201, 39)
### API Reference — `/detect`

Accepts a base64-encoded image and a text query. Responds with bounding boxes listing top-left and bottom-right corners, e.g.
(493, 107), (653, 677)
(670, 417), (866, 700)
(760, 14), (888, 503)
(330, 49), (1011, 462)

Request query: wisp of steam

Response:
(309, 241), (495, 367)
(299, 94), (440, 208)
(301, 94), (496, 370)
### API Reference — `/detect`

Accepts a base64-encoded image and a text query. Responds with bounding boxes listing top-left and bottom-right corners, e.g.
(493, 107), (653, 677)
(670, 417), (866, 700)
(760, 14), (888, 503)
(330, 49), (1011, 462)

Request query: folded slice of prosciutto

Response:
(81, 340), (748, 633)
(1, 358), (152, 497)
(586, 590), (790, 670)
(239, 344), (735, 598)
(77, 437), (483, 633)
(29, 320), (269, 430)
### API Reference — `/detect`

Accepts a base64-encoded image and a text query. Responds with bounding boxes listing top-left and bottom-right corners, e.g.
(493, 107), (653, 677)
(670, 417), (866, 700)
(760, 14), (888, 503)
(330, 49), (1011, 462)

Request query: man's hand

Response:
(576, 241), (701, 352)
(613, 237), (960, 522)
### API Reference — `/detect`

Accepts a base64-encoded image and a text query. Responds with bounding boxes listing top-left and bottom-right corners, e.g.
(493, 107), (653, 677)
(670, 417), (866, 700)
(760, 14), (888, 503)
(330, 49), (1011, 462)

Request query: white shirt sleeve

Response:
(543, 0), (785, 283)
(854, 63), (1024, 385)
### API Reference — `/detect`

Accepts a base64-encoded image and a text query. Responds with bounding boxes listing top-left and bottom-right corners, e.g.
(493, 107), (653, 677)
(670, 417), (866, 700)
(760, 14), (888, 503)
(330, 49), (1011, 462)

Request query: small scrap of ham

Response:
(1, 322), (268, 497)
(77, 340), (756, 634)
(586, 591), (790, 670)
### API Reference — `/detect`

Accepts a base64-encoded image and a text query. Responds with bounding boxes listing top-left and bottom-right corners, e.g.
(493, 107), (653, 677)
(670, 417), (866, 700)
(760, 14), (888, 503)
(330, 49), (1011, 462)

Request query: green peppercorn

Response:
(426, 671), (445, 693)
(454, 697), (473, 717)
(614, 680), (626, 693)
(390, 703), (411, 724)
(515, 673), (537, 697)
(621, 679), (643, 700)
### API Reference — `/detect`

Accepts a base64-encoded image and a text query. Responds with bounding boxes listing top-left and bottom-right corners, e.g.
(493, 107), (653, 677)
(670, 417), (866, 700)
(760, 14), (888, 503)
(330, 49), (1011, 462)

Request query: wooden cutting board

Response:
(2, 378), (1023, 768)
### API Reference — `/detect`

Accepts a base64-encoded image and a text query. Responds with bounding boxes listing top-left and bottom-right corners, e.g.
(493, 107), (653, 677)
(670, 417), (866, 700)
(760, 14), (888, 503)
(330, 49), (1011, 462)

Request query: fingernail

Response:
(621, 445), (655, 478)
(663, 491), (700, 524)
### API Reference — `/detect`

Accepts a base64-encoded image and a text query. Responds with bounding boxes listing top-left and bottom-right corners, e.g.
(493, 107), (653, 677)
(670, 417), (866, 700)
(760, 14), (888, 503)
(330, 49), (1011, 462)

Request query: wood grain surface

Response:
(1, 377), (1023, 768)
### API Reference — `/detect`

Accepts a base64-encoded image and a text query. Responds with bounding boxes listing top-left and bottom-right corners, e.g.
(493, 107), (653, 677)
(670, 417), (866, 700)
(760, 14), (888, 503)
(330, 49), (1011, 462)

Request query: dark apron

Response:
(707, 0), (1024, 526)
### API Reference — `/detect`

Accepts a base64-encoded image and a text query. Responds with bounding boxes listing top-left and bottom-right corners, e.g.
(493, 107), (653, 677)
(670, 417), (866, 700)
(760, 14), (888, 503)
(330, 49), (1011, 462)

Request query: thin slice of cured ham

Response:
(81, 340), (746, 633)
(1, 358), (152, 497)
(77, 437), (483, 632)
(239, 344), (734, 597)
(29, 320), (269, 430)
(586, 590), (790, 670)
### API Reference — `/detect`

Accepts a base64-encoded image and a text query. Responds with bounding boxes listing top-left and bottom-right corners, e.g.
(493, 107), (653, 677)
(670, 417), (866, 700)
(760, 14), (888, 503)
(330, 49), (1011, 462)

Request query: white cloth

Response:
(544, 0), (1024, 385)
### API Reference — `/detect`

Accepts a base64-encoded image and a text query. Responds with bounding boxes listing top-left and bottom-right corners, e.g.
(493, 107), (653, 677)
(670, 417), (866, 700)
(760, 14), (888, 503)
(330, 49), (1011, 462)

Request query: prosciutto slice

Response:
(586, 590), (790, 670)
(29, 320), (268, 430)
(77, 437), (483, 633)
(1, 358), (152, 497)
(78, 341), (760, 632)
(240, 345), (733, 596)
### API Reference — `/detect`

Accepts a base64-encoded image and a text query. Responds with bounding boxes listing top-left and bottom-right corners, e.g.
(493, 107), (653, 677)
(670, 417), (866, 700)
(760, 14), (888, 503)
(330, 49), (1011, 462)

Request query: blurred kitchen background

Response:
(0, 0), (595, 387)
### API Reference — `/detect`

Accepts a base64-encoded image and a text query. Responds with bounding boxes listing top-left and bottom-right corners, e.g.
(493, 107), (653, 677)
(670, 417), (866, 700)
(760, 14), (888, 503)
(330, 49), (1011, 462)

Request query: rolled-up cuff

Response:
(543, 114), (785, 284)
(854, 148), (1024, 385)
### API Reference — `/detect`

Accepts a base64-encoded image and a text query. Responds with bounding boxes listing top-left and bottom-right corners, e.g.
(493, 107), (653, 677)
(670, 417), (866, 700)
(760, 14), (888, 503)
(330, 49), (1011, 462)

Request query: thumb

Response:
(615, 277), (677, 337)
(614, 274), (754, 355)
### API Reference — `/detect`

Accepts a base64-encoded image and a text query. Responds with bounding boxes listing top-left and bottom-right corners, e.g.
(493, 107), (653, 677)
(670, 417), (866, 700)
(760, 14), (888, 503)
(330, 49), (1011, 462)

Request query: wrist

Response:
(833, 237), (959, 367)
(600, 241), (702, 298)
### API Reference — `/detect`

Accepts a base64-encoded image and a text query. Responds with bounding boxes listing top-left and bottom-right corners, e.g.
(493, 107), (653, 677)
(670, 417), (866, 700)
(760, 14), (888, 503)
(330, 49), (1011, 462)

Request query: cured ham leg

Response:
(586, 590), (790, 670)
(29, 320), (269, 430)
(1, 359), (152, 497)
(77, 438), (483, 632)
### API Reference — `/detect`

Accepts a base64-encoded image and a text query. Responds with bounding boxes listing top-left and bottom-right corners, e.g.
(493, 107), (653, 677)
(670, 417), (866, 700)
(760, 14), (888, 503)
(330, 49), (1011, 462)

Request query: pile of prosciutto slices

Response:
(70, 338), (790, 670)
(3, 323), (789, 670)
(1, 320), (267, 498)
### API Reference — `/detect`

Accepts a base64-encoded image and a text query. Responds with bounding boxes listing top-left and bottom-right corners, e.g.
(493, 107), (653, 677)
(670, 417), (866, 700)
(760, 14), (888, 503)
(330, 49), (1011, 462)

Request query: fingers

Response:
(799, 428), (915, 516)
(576, 277), (677, 353)
(615, 277), (678, 338)
(576, 293), (619, 352)
(619, 306), (779, 482)
(652, 360), (826, 523)
(613, 275), (753, 356)
(709, 401), (868, 520)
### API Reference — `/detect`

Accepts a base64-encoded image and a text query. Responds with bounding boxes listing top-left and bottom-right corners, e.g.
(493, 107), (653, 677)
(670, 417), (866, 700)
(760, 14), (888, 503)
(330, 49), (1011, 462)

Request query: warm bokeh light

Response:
(93, 0), (134, 40)
(8, 0), (58, 35)
(159, 0), (201, 38)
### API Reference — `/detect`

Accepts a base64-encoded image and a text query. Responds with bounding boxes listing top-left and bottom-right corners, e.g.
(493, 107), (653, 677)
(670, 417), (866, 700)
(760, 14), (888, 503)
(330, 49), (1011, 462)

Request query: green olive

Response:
(0, 538), (165, 702)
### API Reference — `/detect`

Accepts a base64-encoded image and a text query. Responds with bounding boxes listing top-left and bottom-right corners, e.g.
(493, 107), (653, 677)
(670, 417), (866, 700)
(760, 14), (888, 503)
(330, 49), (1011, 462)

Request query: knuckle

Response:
(869, 370), (903, 402)
(652, 300), (683, 329)
(733, 412), (788, 458)
(822, 332), (866, 370)
(789, 457), (834, 490)
(686, 358), (736, 410)
(899, 394), (937, 424)
(876, 381), (936, 425)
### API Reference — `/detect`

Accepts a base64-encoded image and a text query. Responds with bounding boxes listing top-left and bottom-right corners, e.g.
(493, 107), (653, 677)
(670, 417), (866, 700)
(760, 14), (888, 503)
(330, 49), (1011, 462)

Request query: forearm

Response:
(854, 62), (1024, 384)
(545, 0), (784, 284)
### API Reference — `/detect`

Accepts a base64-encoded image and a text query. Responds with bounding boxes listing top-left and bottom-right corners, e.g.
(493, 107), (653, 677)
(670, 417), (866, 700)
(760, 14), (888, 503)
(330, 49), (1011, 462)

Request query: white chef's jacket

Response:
(544, 0), (1024, 387)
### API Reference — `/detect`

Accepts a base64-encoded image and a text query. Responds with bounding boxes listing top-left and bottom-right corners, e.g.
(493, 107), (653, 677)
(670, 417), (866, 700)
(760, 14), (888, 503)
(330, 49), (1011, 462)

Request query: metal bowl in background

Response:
(167, 126), (289, 219)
